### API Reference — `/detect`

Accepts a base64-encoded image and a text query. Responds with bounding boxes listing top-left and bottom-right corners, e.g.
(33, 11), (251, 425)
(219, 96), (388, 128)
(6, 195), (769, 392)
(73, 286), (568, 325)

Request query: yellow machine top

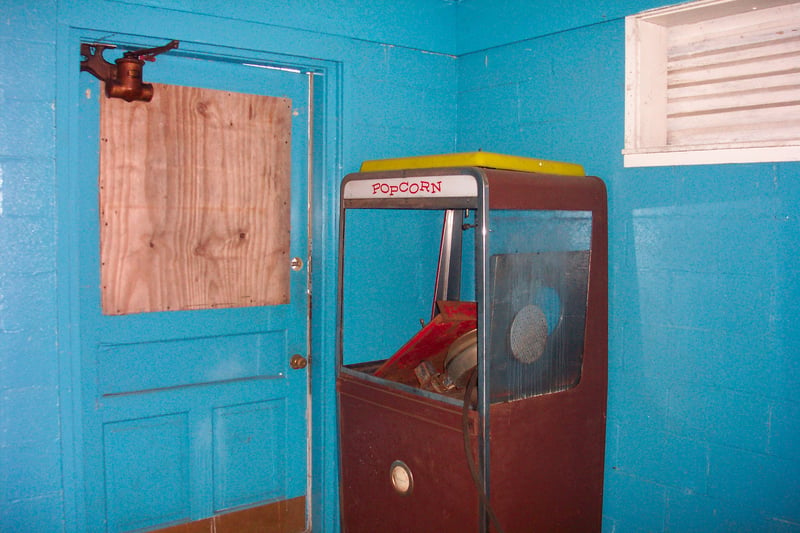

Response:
(359, 151), (585, 176)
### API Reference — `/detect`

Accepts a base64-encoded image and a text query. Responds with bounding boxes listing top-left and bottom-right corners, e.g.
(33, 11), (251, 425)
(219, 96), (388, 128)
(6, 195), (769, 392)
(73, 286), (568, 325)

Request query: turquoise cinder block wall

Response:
(456, 2), (800, 531)
(1, 1), (62, 529)
(2, 0), (799, 531)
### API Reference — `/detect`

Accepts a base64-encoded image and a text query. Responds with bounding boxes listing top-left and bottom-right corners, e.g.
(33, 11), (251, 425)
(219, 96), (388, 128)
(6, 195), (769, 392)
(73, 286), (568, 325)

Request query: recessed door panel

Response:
(212, 400), (287, 512)
(103, 414), (190, 532)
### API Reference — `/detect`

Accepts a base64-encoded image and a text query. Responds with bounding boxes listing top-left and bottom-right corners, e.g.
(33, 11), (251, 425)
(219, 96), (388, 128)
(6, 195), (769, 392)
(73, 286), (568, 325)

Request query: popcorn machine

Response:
(336, 153), (607, 532)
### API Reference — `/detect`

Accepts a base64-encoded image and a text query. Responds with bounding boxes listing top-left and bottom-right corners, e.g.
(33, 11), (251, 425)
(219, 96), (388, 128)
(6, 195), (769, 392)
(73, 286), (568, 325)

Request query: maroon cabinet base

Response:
(338, 370), (605, 533)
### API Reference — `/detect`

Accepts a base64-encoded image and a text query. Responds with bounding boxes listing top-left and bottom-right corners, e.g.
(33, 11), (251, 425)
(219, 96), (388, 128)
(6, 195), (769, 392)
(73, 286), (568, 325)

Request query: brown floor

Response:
(154, 497), (306, 533)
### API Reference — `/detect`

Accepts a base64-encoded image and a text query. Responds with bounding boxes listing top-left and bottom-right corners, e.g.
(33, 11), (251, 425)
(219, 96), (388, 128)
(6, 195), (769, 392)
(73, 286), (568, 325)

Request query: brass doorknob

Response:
(290, 354), (308, 370)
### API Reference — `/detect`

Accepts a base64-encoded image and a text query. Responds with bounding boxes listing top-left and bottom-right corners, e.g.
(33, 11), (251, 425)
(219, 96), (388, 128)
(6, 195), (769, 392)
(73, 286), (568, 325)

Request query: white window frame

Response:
(623, 0), (800, 167)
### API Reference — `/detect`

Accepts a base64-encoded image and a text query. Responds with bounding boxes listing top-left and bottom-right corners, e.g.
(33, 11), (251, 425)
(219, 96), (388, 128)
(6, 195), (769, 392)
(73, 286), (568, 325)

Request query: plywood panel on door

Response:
(99, 83), (292, 315)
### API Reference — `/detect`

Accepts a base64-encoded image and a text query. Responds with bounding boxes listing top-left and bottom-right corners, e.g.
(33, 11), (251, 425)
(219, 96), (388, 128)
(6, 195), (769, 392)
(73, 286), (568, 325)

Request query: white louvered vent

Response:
(624, 0), (800, 167)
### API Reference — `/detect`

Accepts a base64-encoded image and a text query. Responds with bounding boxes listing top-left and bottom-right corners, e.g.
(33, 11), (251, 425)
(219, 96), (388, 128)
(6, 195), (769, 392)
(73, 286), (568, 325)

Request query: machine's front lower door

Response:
(74, 48), (310, 532)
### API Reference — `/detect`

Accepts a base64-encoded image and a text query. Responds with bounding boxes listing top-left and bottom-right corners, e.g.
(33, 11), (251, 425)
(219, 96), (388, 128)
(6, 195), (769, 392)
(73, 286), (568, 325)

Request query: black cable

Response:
(461, 369), (507, 533)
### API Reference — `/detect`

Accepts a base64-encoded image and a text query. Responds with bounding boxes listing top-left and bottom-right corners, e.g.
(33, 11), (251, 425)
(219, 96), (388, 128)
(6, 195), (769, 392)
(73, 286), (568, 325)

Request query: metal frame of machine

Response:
(336, 165), (607, 532)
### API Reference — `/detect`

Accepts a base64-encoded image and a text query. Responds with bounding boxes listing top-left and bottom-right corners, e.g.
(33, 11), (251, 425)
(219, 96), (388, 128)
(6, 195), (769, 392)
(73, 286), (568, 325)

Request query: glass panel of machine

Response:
(487, 210), (592, 402)
(342, 208), (451, 367)
(340, 206), (479, 405)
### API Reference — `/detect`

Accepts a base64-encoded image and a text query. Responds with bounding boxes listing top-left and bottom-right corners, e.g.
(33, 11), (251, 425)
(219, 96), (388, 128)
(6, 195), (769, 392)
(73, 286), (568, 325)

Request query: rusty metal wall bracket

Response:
(80, 40), (179, 102)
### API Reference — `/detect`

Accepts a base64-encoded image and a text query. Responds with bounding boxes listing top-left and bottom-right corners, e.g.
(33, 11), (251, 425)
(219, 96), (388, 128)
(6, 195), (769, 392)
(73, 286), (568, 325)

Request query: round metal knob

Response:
(289, 354), (307, 370)
(390, 460), (413, 496)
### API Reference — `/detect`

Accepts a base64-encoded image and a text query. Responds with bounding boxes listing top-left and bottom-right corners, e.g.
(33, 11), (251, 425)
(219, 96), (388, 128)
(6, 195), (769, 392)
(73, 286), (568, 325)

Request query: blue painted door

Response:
(76, 49), (310, 532)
